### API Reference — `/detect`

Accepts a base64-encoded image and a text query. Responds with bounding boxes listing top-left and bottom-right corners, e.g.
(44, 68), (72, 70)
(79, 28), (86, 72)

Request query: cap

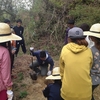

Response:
(68, 27), (85, 39)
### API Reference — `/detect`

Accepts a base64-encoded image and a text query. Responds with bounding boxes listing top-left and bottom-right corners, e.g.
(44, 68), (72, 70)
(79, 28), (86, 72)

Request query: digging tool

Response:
(29, 48), (38, 80)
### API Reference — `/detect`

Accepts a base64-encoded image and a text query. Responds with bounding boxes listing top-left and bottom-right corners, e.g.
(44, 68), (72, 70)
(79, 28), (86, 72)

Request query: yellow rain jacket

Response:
(60, 43), (93, 100)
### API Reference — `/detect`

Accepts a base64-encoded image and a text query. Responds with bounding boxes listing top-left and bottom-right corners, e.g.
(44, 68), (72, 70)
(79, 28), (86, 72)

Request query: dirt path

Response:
(12, 54), (47, 100)
(12, 54), (100, 100)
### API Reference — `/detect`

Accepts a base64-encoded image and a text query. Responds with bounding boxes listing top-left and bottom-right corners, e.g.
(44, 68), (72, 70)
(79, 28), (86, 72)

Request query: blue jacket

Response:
(32, 50), (54, 71)
(65, 27), (70, 45)
(13, 26), (24, 38)
(43, 82), (62, 100)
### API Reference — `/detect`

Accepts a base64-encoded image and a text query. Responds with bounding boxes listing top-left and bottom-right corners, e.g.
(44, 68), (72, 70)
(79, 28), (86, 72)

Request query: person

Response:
(83, 23), (100, 100)
(4, 19), (16, 73)
(29, 49), (54, 76)
(80, 23), (95, 49)
(13, 19), (26, 56)
(43, 67), (62, 100)
(80, 23), (90, 31)
(0, 23), (22, 100)
(60, 27), (93, 100)
(65, 19), (75, 44)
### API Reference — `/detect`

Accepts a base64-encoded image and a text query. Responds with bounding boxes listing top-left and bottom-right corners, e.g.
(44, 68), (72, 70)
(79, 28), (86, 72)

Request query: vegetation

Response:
(19, 91), (28, 98)
(0, 0), (100, 54)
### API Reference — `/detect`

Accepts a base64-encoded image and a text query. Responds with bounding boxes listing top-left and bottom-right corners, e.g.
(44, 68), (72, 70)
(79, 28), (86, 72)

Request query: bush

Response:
(68, 4), (100, 26)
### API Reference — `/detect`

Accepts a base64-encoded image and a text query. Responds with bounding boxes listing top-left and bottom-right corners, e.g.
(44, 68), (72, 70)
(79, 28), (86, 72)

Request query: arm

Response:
(48, 58), (54, 71)
(65, 28), (69, 44)
(11, 40), (16, 54)
(13, 27), (16, 34)
(43, 84), (50, 97)
(59, 49), (65, 80)
(31, 50), (40, 57)
(21, 26), (24, 34)
(1, 49), (13, 90)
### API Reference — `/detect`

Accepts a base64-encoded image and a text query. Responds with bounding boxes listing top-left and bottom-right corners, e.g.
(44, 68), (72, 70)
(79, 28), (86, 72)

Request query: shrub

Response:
(68, 4), (100, 26)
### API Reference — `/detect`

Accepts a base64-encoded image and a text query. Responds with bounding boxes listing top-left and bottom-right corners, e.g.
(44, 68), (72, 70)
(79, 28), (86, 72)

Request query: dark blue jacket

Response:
(43, 82), (62, 100)
(32, 50), (54, 71)
(65, 27), (70, 45)
(13, 26), (24, 38)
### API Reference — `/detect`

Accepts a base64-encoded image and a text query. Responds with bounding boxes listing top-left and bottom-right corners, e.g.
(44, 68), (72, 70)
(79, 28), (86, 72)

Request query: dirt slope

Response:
(12, 54), (46, 100)
(12, 54), (100, 100)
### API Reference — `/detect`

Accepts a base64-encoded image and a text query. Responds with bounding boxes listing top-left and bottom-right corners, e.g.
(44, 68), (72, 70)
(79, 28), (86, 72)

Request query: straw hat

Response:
(83, 23), (100, 38)
(0, 23), (22, 43)
(46, 67), (61, 80)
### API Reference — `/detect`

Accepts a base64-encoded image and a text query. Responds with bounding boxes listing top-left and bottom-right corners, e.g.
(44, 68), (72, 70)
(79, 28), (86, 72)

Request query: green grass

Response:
(19, 91), (28, 98)
(18, 72), (24, 80)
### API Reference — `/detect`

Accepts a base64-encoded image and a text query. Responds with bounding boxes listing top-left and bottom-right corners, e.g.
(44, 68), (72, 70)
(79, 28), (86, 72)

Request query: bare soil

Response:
(12, 54), (100, 100)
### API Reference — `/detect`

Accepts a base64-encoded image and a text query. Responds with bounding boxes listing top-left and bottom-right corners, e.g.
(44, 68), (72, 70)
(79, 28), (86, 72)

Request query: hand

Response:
(47, 70), (51, 76)
(7, 90), (13, 100)
(30, 47), (34, 51)
(11, 49), (16, 54)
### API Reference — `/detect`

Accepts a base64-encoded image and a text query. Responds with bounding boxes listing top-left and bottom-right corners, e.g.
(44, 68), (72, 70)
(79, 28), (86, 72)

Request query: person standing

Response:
(0, 23), (22, 100)
(4, 19), (16, 73)
(60, 27), (93, 100)
(65, 19), (75, 44)
(84, 23), (100, 100)
(13, 19), (26, 56)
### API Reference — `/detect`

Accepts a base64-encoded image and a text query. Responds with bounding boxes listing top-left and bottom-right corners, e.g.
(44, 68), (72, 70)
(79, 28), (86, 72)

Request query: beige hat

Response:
(46, 67), (61, 80)
(0, 23), (22, 43)
(83, 23), (100, 38)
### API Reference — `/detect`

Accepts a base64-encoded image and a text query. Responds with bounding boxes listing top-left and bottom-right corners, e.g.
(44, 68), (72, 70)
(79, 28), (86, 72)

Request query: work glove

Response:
(47, 70), (51, 76)
(7, 90), (13, 100)
(30, 47), (34, 55)
(30, 47), (34, 51)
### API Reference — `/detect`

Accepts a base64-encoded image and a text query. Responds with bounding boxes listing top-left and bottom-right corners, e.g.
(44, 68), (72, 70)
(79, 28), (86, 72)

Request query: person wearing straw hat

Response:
(60, 27), (93, 100)
(84, 23), (100, 100)
(43, 67), (62, 100)
(4, 19), (17, 75)
(0, 23), (22, 100)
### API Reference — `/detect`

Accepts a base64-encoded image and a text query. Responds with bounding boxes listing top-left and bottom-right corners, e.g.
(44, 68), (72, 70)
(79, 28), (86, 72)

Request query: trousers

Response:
(30, 60), (48, 76)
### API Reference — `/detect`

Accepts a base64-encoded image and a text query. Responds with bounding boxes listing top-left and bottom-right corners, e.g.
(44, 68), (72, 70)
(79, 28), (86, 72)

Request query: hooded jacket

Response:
(60, 43), (93, 100)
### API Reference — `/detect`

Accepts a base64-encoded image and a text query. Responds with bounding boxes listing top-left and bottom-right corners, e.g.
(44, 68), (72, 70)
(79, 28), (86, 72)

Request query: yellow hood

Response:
(66, 43), (87, 53)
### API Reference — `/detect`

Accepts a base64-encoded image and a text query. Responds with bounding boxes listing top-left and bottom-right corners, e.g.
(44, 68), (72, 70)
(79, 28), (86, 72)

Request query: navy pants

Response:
(15, 40), (26, 56)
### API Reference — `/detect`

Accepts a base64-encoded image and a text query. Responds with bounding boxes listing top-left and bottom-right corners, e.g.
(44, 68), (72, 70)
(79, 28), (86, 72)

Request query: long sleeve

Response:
(59, 49), (65, 80)
(48, 58), (54, 71)
(43, 85), (50, 98)
(1, 49), (13, 89)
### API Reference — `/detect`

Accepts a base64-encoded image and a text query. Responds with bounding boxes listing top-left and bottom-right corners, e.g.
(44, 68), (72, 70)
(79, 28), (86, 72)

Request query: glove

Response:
(7, 90), (13, 100)
(30, 47), (34, 55)
(30, 47), (34, 51)
(47, 70), (51, 76)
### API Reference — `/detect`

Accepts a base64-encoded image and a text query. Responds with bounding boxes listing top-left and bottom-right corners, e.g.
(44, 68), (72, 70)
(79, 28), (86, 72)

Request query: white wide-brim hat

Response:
(0, 23), (22, 43)
(46, 67), (61, 80)
(83, 23), (100, 38)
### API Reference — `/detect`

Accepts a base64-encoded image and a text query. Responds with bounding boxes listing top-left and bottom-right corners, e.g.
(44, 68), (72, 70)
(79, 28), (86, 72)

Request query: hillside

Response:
(12, 54), (100, 100)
